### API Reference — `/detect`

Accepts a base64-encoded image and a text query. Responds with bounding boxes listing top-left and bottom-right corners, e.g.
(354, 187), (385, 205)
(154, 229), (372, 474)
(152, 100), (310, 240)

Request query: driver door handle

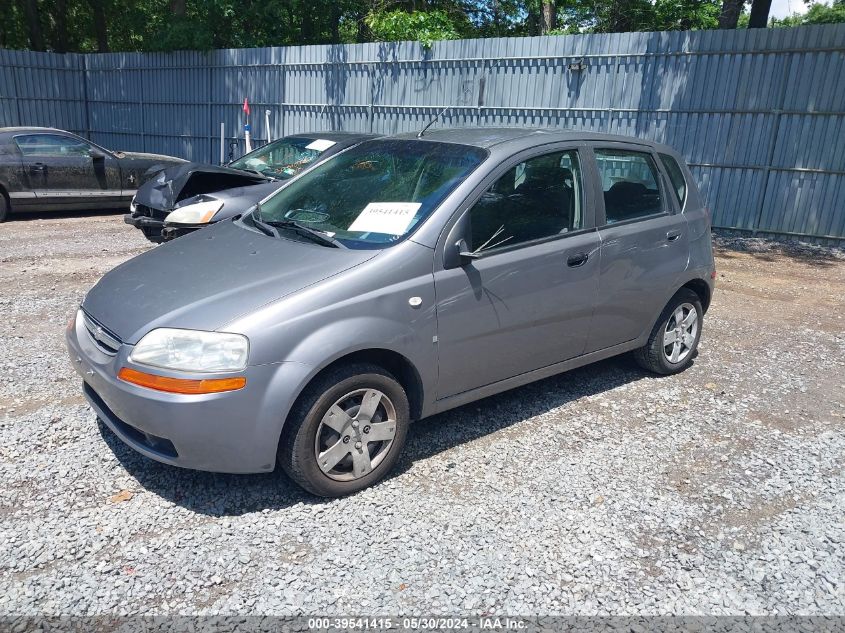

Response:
(666, 229), (682, 242)
(567, 252), (589, 267)
(30, 163), (46, 173)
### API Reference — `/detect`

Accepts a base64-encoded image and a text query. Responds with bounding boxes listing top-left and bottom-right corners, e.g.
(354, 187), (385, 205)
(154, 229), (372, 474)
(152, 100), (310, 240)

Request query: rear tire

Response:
(634, 288), (703, 375)
(0, 191), (9, 223)
(279, 363), (410, 497)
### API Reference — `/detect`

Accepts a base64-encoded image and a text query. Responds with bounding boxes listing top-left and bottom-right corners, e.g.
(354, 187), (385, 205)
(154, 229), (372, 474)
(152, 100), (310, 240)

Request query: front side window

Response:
(468, 150), (583, 253)
(15, 134), (92, 157)
(229, 136), (337, 180)
(659, 153), (688, 208)
(254, 139), (487, 248)
(595, 149), (663, 224)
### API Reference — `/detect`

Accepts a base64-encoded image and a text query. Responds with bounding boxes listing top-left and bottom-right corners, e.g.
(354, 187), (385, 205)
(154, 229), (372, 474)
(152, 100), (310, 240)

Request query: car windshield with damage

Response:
(249, 139), (487, 249)
(228, 136), (336, 180)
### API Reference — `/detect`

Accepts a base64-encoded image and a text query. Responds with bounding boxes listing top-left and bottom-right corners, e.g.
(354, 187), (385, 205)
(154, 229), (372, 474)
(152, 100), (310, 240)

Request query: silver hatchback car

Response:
(66, 128), (715, 497)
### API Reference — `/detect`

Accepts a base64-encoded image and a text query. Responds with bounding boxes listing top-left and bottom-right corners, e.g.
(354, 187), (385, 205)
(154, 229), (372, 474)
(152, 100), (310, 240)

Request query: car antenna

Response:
(417, 80), (476, 138)
(417, 104), (451, 138)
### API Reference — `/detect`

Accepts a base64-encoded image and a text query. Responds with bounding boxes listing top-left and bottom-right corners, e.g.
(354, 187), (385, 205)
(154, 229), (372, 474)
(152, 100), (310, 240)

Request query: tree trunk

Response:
(89, 0), (109, 52)
(170, 0), (186, 16)
(608, 0), (634, 32)
(717, 0), (744, 28)
(330, 2), (341, 43)
(53, 0), (69, 52)
(24, 0), (45, 51)
(541, 1), (556, 34)
(301, 8), (314, 43)
(748, 0), (773, 27)
(526, 5), (540, 35)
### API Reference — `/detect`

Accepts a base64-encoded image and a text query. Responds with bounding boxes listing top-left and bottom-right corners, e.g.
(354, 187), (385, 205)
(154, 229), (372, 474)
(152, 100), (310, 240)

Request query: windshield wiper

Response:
(245, 209), (278, 237)
(237, 168), (269, 178)
(264, 219), (346, 249)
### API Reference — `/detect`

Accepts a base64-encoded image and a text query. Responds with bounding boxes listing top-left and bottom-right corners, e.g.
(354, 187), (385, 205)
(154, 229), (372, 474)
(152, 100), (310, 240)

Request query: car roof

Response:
(0, 126), (73, 135)
(389, 126), (673, 154)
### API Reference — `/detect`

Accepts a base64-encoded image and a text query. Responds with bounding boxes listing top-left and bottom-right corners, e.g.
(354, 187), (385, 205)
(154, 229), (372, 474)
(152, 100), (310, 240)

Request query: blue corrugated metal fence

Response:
(1, 24), (844, 241)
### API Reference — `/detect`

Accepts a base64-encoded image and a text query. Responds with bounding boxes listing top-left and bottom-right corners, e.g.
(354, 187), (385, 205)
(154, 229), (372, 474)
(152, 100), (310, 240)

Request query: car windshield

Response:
(229, 136), (337, 180)
(252, 139), (487, 249)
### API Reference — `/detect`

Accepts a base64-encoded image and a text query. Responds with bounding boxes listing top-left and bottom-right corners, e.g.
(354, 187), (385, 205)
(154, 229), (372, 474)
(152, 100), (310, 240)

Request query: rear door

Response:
(13, 133), (122, 207)
(584, 144), (689, 353)
(433, 145), (601, 398)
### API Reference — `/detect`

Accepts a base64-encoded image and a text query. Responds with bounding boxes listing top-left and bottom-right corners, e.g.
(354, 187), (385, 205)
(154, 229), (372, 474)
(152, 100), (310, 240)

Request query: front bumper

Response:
(123, 213), (164, 230)
(66, 311), (314, 473)
(161, 223), (205, 241)
(124, 202), (171, 241)
(124, 214), (166, 242)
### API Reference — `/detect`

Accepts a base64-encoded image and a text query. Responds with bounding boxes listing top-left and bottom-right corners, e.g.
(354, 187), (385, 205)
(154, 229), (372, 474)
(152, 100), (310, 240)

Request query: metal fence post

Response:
(81, 54), (91, 139)
(10, 54), (23, 126)
(368, 62), (375, 134)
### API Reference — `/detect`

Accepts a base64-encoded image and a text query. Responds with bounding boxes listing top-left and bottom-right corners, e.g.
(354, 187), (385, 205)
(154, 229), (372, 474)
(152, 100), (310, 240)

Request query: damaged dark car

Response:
(125, 131), (377, 242)
(0, 127), (185, 222)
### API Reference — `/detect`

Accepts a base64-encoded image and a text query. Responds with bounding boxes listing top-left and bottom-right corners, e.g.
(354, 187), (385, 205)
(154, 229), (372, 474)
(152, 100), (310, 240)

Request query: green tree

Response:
(365, 8), (466, 46)
(771, 0), (845, 24)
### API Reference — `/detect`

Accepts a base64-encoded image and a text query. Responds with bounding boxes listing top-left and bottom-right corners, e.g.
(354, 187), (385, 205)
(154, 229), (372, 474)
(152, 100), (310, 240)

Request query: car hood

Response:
(117, 151), (187, 163)
(133, 162), (270, 212)
(82, 220), (378, 344)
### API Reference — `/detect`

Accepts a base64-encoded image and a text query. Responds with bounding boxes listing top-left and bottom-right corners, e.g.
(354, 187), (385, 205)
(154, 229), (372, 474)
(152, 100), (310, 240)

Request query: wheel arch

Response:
(681, 277), (711, 313)
(0, 181), (11, 213)
(287, 347), (426, 424)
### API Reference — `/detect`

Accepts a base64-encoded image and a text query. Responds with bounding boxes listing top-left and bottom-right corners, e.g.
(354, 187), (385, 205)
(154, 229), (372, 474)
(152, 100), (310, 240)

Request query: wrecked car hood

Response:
(82, 220), (378, 344)
(133, 163), (269, 212)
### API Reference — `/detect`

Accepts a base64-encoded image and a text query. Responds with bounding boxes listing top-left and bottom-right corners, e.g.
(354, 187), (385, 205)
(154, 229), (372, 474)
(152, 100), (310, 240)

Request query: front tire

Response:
(634, 288), (703, 375)
(279, 363), (410, 497)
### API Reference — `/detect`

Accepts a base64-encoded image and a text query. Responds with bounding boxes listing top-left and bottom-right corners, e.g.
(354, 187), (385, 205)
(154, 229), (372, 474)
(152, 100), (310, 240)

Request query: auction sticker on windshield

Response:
(305, 139), (336, 151)
(348, 202), (421, 235)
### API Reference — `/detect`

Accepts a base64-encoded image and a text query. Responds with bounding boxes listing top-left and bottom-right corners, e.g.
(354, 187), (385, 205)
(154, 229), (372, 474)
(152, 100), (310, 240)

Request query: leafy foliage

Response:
(769, 0), (845, 25)
(2, 0), (843, 53)
(366, 9), (465, 47)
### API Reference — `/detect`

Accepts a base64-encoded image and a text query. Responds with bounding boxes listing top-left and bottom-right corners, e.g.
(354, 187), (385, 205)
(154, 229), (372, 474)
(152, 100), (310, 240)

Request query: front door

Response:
(434, 148), (601, 399)
(585, 146), (690, 353)
(14, 133), (121, 206)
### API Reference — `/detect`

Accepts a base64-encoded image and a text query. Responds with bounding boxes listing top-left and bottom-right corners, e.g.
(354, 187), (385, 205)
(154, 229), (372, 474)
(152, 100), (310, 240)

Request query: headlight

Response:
(129, 329), (249, 372)
(165, 200), (224, 225)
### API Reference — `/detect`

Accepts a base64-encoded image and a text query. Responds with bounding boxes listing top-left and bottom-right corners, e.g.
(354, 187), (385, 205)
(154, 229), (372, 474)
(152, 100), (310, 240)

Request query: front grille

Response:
(85, 383), (178, 459)
(134, 203), (169, 221)
(81, 311), (122, 355)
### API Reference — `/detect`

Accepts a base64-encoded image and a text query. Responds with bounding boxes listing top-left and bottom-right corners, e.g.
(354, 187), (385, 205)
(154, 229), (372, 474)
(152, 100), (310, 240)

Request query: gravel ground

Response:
(1, 212), (844, 616)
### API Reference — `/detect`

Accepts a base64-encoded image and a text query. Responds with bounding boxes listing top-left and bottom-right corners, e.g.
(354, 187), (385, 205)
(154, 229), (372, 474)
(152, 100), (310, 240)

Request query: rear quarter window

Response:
(659, 153), (688, 208)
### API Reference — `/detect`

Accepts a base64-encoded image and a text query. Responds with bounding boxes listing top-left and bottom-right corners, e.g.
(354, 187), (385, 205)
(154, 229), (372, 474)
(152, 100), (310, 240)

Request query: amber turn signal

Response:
(118, 367), (246, 394)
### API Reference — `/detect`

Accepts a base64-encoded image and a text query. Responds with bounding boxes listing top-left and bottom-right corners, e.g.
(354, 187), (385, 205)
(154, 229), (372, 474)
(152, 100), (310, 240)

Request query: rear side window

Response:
(659, 153), (688, 208)
(594, 149), (663, 224)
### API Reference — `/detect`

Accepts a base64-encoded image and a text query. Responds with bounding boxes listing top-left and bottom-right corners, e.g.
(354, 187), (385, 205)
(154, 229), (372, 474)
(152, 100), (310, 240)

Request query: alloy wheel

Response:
(662, 302), (698, 364)
(314, 389), (397, 481)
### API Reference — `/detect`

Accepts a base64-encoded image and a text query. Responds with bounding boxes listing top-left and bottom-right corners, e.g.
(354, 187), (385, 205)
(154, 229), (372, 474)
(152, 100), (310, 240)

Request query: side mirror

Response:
(89, 148), (106, 161)
(443, 212), (477, 270)
(456, 238), (479, 264)
(444, 237), (478, 269)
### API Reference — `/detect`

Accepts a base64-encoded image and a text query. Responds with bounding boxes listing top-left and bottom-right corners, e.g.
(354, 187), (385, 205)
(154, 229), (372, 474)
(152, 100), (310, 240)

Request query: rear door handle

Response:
(567, 252), (589, 267)
(666, 230), (682, 242)
(30, 163), (46, 172)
